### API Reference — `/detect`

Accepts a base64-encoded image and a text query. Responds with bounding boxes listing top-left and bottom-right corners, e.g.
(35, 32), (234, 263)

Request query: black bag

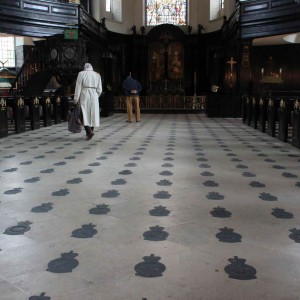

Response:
(68, 105), (82, 133)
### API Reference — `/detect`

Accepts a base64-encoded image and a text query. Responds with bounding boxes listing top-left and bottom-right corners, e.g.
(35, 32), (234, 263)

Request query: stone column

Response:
(91, 0), (101, 21)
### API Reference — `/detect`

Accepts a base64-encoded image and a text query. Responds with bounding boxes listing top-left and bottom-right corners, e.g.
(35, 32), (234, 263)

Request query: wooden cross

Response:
(227, 57), (237, 71)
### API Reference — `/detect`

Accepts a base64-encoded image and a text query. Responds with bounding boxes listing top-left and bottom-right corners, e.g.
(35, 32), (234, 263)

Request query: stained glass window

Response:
(146, 0), (187, 26)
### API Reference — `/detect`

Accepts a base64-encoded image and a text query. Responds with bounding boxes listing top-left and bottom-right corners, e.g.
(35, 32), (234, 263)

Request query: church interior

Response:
(1, 0), (300, 299)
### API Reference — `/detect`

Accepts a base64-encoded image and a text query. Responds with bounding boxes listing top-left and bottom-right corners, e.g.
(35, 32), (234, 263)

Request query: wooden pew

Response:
(266, 98), (279, 137)
(292, 100), (300, 148)
(0, 97), (8, 138)
(278, 98), (293, 142)
(27, 97), (41, 130)
(251, 96), (259, 129)
(246, 96), (252, 126)
(52, 96), (62, 124)
(258, 97), (268, 133)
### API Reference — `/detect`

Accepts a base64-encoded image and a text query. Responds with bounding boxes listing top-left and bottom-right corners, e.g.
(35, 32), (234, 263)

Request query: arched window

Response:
(210, 0), (224, 21)
(146, 0), (187, 26)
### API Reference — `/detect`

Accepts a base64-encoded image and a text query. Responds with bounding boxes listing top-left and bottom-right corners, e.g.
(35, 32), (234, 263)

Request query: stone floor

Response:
(1, 113), (300, 300)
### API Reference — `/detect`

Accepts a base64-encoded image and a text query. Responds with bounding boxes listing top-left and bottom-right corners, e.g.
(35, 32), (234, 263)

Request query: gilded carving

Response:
(294, 100), (299, 111)
(46, 97), (51, 105)
(259, 98), (264, 106)
(0, 98), (7, 110)
(268, 99), (273, 107)
(17, 98), (24, 107)
(33, 97), (39, 106)
(56, 96), (61, 104)
(280, 99), (285, 108)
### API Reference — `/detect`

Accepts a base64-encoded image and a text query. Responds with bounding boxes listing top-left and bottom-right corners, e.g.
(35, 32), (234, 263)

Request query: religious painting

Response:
(149, 42), (165, 82)
(168, 42), (183, 80)
(146, 0), (187, 26)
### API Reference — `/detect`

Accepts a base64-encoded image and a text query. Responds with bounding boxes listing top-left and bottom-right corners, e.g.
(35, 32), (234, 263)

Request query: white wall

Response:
(92, 0), (237, 35)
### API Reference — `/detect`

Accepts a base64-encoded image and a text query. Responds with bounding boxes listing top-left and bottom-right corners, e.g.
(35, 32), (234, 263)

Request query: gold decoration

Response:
(17, 98), (24, 107)
(0, 97), (7, 110)
(33, 97), (39, 106)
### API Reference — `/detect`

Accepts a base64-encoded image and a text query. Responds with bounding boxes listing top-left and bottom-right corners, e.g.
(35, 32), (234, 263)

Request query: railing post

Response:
(266, 98), (278, 137)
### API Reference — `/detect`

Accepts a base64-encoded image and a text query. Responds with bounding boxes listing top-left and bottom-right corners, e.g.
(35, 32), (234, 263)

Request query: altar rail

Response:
(114, 95), (206, 112)
(242, 95), (300, 149)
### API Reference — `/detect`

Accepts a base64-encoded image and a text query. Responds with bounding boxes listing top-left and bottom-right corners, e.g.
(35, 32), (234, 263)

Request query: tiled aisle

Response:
(1, 114), (300, 300)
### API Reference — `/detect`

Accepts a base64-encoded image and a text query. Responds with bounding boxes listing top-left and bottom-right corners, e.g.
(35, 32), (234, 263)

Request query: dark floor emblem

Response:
(45, 150), (55, 154)
(258, 154), (267, 157)
(156, 179), (172, 186)
(40, 169), (54, 173)
(67, 178), (82, 184)
(52, 189), (70, 196)
(203, 180), (219, 187)
(134, 152), (144, 155)
(134, 254), (166, 277)
(197, 158), (208, 162)
(161, 163), (174, 168)
(289, 228), (300, 243)
(89, 162), (101, 166)
(97, 156), (107, 160)
(64, 156), (76, 160)
(104, 151), (113, 155)
(20, 161), (33, 165)
(259, 192), (277, 201)
(236, 164), (248, 169)
(24, 177), (40, 183)
(199, 164), (211, 168)
(18, 150), (27, 153)
(206, 192), (224, 200)
(125, 163), (137, 167)
(111, 179), (127, 185)
(119, 170), (132, 175)
(227, 153), (237, 157)
(149, 205), (170, 216)
(210, 207), (232, 218)
(72, 223), (97, 238)
(137, 148), (146, 151)
(272, 165), (286, 170)
(201, 171), (214, 176)
(143, 226), (169, 241)
(4, 187), (23, 195)
(29, 292), (51, 300)
(231, 158), (242, 162)
(249, 181), (265, 188)
(130, 157), (141, 161)
(89, 204), (110, 215)
(216, 227), (242, 243)
(153, 191), (171, 199)
(265, 159), (276, 163)
(31, 202), (54, 213)
(163, 157), (174, 161)
(295, 182), (300, 188)
(242, 172), (256, 177)
(164, 152), (174, 156)
(4, 155), (15, 158)
(224, 256), (257, 280)
(282, 172), (297, 178)
(74, 151), (84, 154)
(159, 171), (173, 176)
(4, 221), (32, 235)
(78, 169), (93, 174)
(3, 168), (18, 172)
(271, 208), (293, 219)
(34, 155), (45, 159)
(53, 162), (66, 166)
(47, 251), (79, 273)
(101, 189), (120, 198)
(166, 147), (174, 151)
(196, 152), (205, 156)
(110, 147), (119, 150)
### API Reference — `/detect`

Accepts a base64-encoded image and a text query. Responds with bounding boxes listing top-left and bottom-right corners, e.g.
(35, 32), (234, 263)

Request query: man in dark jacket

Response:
(122, 75), (142, 122)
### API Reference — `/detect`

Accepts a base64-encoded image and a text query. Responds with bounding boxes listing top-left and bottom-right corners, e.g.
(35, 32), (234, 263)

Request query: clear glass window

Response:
(106, 0), (111, 12)
(0, 37), (15, 68)
(146, 0), (187, 26)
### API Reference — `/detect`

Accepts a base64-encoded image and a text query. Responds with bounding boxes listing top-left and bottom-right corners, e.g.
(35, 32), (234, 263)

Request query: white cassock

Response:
(74, 70), (102, 127)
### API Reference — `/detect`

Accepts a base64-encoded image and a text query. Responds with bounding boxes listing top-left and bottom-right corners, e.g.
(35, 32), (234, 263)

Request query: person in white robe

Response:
(74, 63), (102, 140)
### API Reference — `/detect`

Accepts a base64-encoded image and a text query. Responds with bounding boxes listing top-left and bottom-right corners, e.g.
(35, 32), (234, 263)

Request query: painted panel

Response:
(243, 2), (269, 13)
(23, 2), (49, 12)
